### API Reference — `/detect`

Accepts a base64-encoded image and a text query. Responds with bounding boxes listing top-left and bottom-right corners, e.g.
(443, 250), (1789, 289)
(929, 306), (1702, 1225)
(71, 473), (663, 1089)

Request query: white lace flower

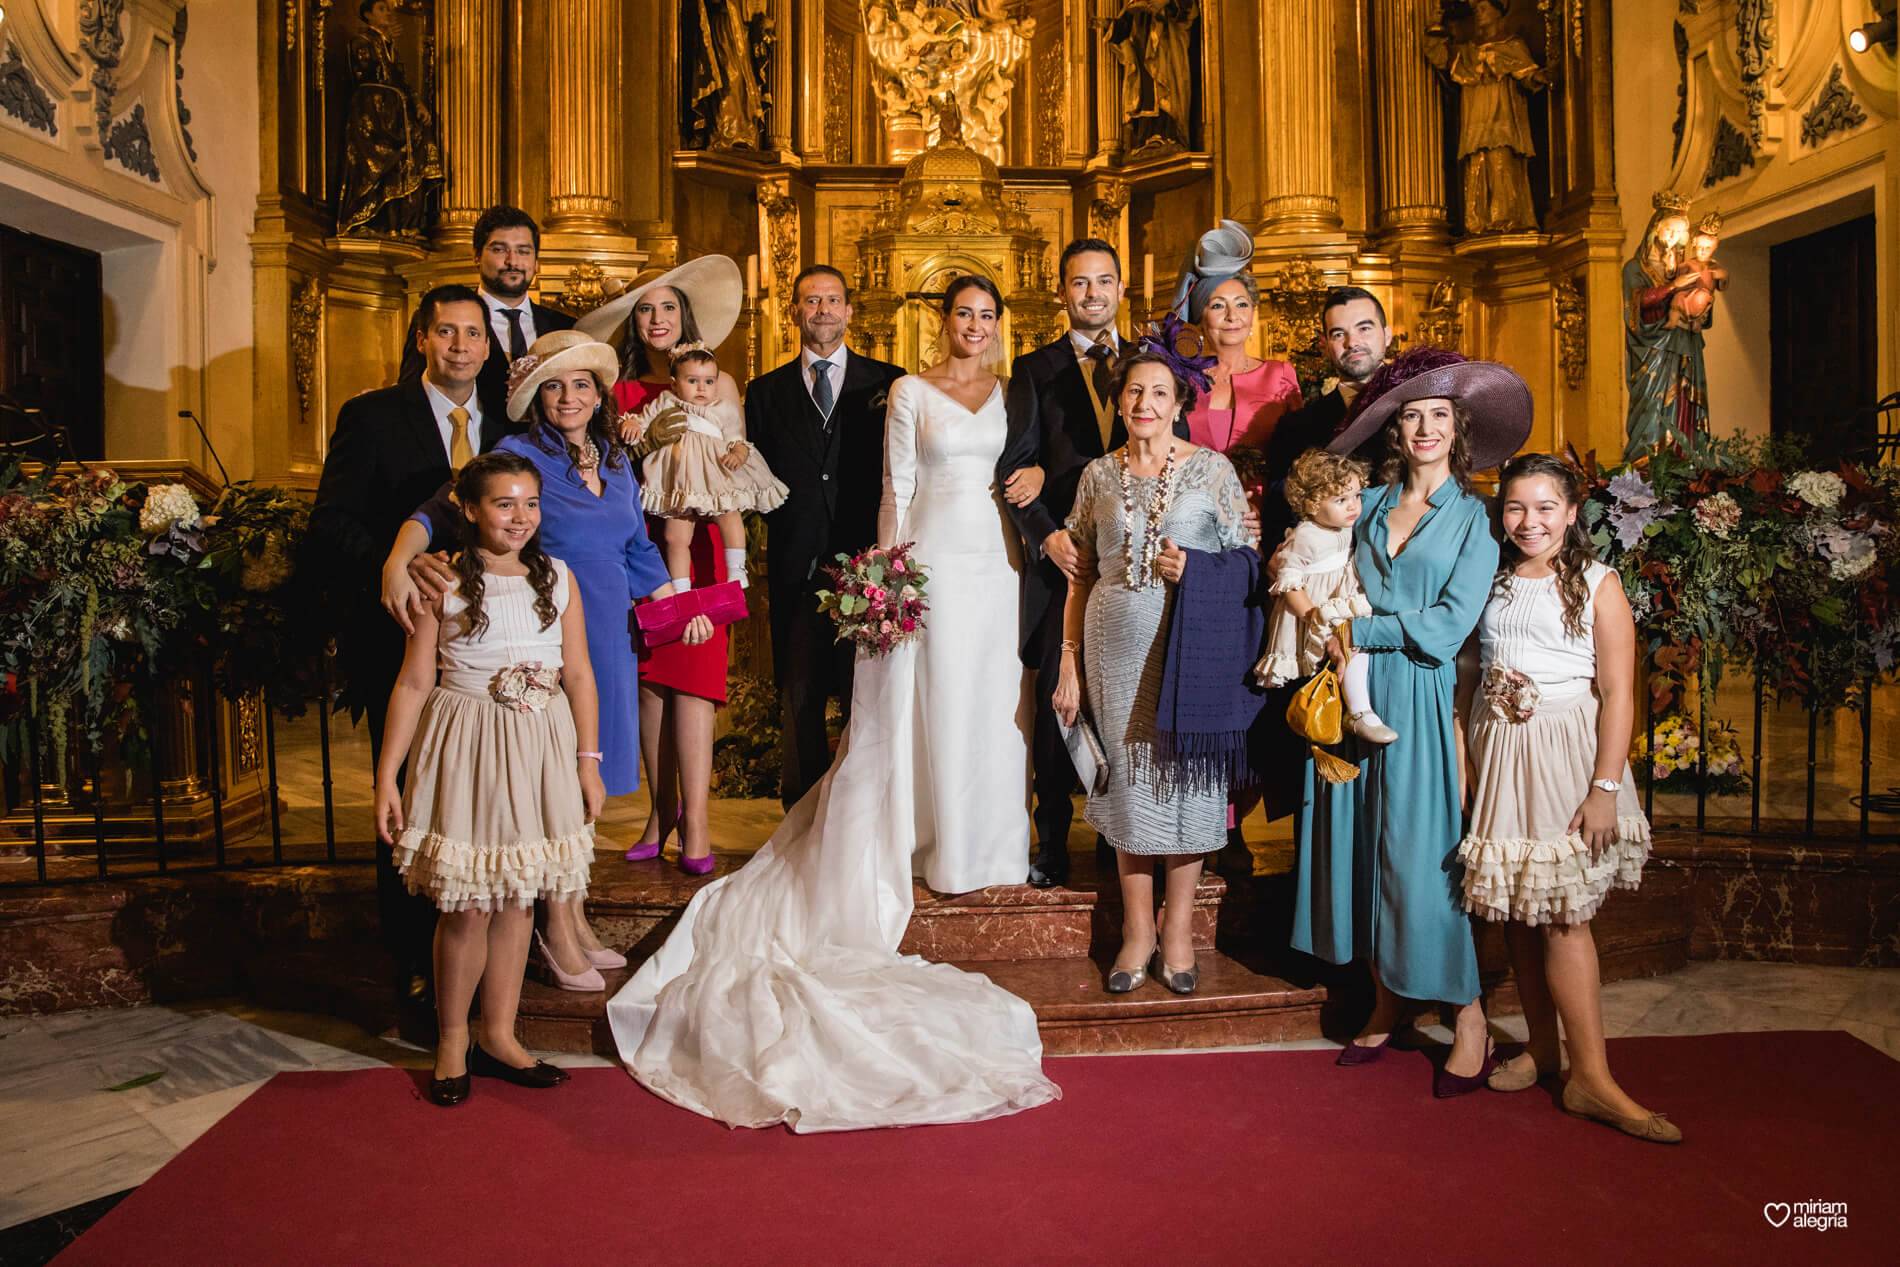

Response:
(1788, 470), (1846, 512)
(489, 662), (561, 713)
(140, 483), (201, 534)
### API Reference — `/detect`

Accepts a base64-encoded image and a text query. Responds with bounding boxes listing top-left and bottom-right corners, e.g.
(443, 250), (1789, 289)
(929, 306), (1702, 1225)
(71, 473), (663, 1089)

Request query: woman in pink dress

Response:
(1175, 221), (1303, 466)
(577, 257), (746, 875)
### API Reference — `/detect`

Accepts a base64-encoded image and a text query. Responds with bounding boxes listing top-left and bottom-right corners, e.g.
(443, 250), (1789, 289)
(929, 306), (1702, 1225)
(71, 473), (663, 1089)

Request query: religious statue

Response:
(860, 0), (1034, 165)
(334, 0), (443, 238)
(1425, 0), (1551, 235)
(686, 0), (770, 150)
(1101, 0), (1199, 155)
(1668, 213), (1729, 326)
(1623, 192), (1713, 457)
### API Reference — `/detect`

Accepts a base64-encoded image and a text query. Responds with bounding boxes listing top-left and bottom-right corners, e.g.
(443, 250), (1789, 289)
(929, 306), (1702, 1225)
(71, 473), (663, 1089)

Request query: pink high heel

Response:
(624, 807), (683, 862)
(531, 930), (605, 992)
(679, 848), (716, 877)
(585, 946), (627, 970)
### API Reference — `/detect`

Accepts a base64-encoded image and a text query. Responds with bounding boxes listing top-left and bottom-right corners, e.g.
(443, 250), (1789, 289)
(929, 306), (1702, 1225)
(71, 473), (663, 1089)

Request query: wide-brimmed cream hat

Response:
(505, 330), (622, 422)
(572, 255), (743, 353)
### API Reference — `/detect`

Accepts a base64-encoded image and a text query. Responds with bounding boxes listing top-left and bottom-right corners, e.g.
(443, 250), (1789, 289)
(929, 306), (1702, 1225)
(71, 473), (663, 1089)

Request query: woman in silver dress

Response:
(1053, 348), (1254, 996)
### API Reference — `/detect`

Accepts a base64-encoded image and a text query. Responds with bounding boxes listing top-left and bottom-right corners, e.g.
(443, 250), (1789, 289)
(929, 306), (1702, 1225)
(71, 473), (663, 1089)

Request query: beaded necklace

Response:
(575, 436), (601, 475)
(1117, 442), (1176, 589)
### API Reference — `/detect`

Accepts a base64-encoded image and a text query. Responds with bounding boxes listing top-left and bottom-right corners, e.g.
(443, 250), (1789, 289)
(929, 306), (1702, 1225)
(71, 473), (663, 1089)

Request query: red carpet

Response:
(58, 1031), (1896, 1265)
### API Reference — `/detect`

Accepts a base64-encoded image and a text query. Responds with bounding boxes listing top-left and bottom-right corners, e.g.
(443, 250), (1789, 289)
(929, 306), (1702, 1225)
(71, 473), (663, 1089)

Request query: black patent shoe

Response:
(427, 1070), (470, 1107)
(468, 1042), (568, 1088)
(1027, 854), (1070, 889)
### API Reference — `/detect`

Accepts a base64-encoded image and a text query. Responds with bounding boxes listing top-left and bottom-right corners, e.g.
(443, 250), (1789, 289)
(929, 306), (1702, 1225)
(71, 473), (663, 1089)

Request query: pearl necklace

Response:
(1117, 443), (1176, 589)
(575, 436), (601, 475)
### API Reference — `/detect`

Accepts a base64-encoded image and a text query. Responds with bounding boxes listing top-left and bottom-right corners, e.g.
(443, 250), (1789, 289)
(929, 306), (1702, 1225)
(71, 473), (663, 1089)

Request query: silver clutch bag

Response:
(1059, 710), (1111, 795)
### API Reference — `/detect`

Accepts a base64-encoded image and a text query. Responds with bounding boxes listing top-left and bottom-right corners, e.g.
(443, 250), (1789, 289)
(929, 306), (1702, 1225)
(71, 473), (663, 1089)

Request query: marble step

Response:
(584, 854), (1224, 965)
(514, 951), (1325, 1058)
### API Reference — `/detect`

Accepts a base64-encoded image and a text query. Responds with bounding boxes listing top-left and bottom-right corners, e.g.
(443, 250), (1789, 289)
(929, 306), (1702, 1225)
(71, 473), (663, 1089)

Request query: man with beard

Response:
(994, 238), (1192, 889)
(746, 265), (905, 809)
(470, 206), (575, 414)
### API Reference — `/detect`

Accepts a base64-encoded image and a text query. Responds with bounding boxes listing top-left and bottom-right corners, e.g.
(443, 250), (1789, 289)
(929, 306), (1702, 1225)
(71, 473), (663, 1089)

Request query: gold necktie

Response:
(448, 405), (473, 470)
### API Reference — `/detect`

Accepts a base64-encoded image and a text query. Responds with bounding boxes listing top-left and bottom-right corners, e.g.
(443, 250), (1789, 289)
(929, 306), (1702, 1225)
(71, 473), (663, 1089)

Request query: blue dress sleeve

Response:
(408, 481), (457, 553)
(1352, 496), (1498, 666)
(621, 467), (673, 598)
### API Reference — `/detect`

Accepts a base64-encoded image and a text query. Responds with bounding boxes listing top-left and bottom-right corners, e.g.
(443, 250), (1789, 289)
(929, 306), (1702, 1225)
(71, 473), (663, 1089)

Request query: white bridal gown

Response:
(607, 374), (1056, 1132)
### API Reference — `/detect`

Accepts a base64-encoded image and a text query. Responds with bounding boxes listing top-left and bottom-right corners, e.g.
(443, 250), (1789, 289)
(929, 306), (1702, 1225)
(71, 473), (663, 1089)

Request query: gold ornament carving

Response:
(551, 262), (623, 317)
(1414, 281), (1463, 351)
(1258, 258), (1331, 358)
(1033, 43), (1064, 166)
(234, 693), (263, 775)
(1554, 276), (1586, 391)
(1088, 181), (1129, 240)
(860, 0), (1034, 164)
(290, 278), (324, 423)
(823, 36), (853, 161)
(1800, 66), (1867, 149)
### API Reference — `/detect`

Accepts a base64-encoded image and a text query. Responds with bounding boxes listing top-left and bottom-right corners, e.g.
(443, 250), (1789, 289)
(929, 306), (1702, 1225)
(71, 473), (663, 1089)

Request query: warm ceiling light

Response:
(1850, 19), (1895, 52)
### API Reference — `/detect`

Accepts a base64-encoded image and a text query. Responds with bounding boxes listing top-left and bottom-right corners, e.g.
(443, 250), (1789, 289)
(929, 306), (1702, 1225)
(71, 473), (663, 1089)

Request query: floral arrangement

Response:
(1481, 663), (1541, 723)
(0, 462), (322, 766)
(1631, 713), (1750, 797)
(1576, 436), (1900, 716)
(816, 543), (930, 657)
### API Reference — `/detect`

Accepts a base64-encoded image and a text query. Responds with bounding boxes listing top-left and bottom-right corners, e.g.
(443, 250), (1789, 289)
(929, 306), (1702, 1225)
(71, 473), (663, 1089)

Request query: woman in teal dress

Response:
(1288, 348), (1530, 1096)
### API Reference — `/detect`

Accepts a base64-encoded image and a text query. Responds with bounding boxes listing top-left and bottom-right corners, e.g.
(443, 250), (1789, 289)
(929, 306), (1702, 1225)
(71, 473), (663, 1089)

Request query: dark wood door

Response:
(1770, 214), (1877, 466)
(0, 224), (105, 461)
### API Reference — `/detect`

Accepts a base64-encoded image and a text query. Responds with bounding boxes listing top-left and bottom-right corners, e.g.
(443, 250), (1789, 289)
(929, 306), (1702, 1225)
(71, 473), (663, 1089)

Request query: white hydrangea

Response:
(140, 483), (201, 534)
(1788, 470), (1846, 512)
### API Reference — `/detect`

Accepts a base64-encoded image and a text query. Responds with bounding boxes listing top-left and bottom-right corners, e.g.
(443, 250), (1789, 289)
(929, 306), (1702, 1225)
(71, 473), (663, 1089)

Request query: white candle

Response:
(1143, 253), (1154, 309)
(745, 254), (758, 305)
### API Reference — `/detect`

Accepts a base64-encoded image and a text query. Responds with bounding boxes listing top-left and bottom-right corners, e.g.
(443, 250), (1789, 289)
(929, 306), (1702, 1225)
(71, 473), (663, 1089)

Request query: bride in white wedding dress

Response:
(606, 275), (1059, 1132)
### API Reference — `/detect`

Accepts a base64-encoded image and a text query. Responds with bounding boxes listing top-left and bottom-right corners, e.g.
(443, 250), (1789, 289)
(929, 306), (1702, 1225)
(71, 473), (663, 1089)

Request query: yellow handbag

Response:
(1285, 623), (1360, 784)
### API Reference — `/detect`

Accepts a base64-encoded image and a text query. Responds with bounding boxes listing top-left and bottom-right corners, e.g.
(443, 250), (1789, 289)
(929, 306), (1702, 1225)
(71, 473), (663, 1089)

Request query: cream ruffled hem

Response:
(642, 482), (788, 518)
(393, 825), (596, 913)
(1256, 650), (1302, 688)
(1456, 816), (1652, 927)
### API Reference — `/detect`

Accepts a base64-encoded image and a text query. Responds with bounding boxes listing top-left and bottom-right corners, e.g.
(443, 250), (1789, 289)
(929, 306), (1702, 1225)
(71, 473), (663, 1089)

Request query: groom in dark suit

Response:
(308, 282), (517, 1038)
(995, 238), (1191, 888)
(747, 265), (905, 808)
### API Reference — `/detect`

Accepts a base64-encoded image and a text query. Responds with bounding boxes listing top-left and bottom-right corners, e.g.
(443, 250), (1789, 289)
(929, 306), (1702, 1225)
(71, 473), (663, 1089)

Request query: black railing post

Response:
(1694, 676), (1707, 833)
(90, 742), (107, 879)
(1750, 662), (1765, 835)
(149, 691), (168, 875)
(1643, 666), (1656, 823)
(1805, 703), (1820, 837)
(1861, 674), (1874, 842)
(207, 687), (226, 868)
(319, 661), (338, 861)
(28, 709), (49, 885)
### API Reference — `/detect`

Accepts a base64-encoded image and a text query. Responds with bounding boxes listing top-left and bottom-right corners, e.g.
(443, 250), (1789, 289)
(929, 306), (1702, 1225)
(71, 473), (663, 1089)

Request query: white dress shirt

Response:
(482, 290), (538, 358)
(422, 377), (483, 462)
(800, 344), (850, 413)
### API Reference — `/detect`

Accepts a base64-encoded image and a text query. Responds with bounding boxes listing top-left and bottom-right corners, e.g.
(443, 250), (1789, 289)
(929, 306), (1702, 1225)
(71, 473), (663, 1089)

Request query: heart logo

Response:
(1763, 1203), (1791, 1228)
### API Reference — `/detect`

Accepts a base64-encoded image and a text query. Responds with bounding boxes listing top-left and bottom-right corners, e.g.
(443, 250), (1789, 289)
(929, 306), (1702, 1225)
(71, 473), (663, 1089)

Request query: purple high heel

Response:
(679, 849), (716, 876)
(1434, 1037), (1498, 1098)
(624, 808), (683, 862)
(1335, 1031), (1394, 1067)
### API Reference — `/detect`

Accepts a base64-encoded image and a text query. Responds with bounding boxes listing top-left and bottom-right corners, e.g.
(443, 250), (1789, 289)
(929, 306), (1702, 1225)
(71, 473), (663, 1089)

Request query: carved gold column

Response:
(1259, 0), (1340, 232)
(545, 0), (624, 234)
(436, 0), (502, 238)
(1372, 0), (1448, 242)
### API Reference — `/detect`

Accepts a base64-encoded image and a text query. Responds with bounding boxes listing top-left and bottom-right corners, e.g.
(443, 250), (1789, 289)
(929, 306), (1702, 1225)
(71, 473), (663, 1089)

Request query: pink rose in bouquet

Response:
(816, 544), (931, 657)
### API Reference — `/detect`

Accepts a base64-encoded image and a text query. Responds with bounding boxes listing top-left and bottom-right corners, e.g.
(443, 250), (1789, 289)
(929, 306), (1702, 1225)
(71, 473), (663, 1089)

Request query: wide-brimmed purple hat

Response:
(1328, 346), (1532, 472)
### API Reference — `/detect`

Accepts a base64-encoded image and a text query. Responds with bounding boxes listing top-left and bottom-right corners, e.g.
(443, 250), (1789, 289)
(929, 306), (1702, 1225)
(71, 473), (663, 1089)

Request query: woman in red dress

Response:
(578, 256), (746, 874)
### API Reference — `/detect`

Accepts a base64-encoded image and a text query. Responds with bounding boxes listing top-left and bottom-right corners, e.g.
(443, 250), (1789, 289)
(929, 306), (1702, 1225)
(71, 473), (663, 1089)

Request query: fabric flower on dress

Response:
(1788, 470), (1847, 511)
(1481, 663), (1541, 723)
(489, 661), (562, 713)
(1692, 491), (1740, 538)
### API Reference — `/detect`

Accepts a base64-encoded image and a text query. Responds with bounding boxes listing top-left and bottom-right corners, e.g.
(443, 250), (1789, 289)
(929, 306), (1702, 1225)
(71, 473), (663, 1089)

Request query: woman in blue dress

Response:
(1287, 348), (1530, 1096)
(382, 331), (712, 990)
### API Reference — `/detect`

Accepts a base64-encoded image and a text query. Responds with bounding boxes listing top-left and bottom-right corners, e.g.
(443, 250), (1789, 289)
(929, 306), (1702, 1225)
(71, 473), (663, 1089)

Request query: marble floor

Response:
(0, 959), (1894, 1246)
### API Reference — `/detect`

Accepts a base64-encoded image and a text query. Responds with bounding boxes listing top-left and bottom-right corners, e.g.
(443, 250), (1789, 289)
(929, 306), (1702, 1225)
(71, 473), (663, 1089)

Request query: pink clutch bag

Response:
(634, 580), (749, 648)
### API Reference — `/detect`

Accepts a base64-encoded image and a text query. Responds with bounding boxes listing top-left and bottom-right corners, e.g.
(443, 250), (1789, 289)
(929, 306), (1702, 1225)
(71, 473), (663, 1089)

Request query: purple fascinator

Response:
(1132, 313), (1218, 400)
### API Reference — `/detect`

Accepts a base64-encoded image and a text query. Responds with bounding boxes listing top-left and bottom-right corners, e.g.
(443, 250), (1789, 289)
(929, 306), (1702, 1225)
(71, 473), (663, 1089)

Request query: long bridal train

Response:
(605, 374), (1058, 1132)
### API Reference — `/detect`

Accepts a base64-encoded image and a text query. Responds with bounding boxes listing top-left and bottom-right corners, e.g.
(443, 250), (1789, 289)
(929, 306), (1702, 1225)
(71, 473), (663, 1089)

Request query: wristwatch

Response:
(1591, 778), (1620, 794)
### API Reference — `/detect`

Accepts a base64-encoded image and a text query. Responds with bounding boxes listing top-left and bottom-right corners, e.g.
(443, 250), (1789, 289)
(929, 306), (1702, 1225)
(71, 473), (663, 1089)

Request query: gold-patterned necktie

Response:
(449, 405), (473, 470)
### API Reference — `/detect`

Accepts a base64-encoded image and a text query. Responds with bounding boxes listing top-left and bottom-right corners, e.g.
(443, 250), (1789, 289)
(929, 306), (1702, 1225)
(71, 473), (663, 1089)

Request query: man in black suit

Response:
(994, 238), (1191, 888)
(397, 205), (575, 416)
(308, 283), (515, 1037)
(747, 265), (906, 809)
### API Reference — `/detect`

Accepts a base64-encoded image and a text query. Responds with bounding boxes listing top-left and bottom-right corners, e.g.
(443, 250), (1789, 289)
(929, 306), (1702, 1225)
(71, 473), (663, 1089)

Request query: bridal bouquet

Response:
(817, 544), (930, 657)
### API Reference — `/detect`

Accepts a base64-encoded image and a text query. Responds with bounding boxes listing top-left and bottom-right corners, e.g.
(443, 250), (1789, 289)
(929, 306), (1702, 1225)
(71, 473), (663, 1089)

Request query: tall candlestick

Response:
(1143, 253), (1154, 315)
(745, 255), (759, 305)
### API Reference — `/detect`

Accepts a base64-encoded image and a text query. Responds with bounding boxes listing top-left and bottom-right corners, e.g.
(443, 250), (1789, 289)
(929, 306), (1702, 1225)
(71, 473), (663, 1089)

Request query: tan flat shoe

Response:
(1562, 1080), (1683, 1144)
(1486, 1054), (1557, 1093)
